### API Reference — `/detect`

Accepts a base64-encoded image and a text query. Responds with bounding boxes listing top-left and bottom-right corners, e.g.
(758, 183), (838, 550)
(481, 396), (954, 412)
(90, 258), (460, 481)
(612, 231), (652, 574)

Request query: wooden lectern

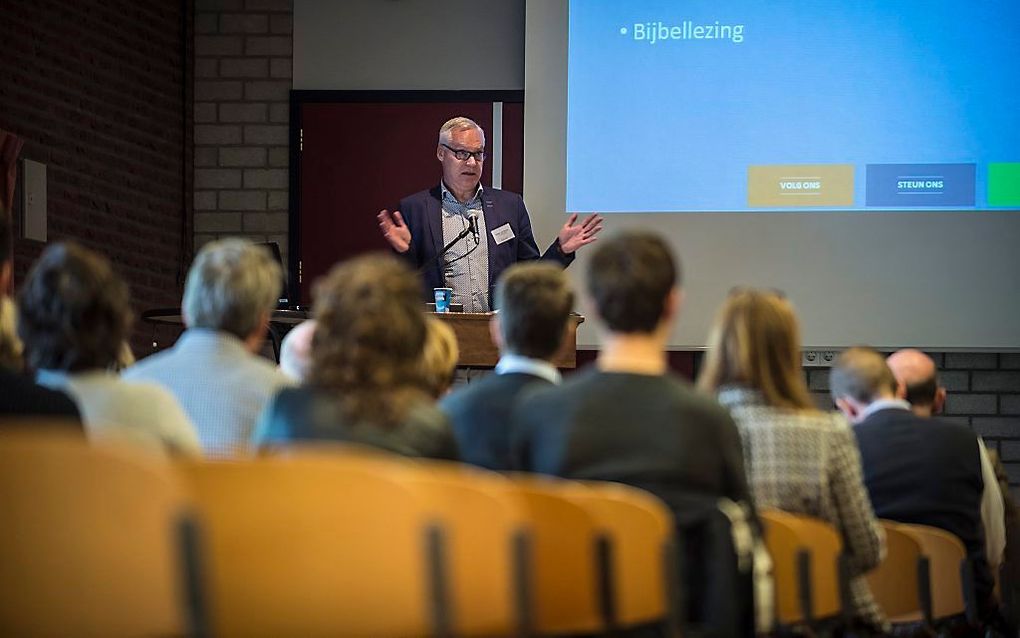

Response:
(431, 312), (585, 368)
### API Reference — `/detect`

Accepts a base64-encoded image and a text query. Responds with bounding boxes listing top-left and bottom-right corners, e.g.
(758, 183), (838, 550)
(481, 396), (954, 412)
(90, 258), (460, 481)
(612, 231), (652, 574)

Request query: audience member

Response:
(419, 316), (458, 398)
(512, 232), (757, 634)
(441, 263), (573, 469)
(18, 242), (199, 455)
(124, 238), (292, 456)
(0, 211), (81, 422)
(987, 449), (1020, 629)
(254, 254), (458, 459)
(833, 347), (1004, 622)
(278, 319), (316, 382)
(699, 290), (886, 633)
(0, 296), (22, 371)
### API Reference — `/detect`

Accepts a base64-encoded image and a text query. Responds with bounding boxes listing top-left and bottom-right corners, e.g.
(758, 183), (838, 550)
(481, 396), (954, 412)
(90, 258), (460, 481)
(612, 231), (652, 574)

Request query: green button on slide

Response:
(988, 163), (1020, 206)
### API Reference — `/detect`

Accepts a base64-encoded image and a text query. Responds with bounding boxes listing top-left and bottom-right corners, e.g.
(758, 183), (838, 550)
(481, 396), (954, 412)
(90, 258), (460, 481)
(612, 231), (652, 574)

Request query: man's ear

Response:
(244, 310), (272, 353)
(933, 387), (947, 415)
(894, 380), (907, 400)
(489, 314), (504, 351)
(834, 397), (858, 422)
(436, 145), (444, 162)
(660, 285), (685, 320)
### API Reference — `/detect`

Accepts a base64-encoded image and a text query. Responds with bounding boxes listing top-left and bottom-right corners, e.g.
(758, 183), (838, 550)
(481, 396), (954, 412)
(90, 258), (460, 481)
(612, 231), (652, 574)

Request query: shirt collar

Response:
(495, 353), (562, 384)
(440, 180), (483, 208)
(178, 328), (249, 354)
(858, 398), (913, 421)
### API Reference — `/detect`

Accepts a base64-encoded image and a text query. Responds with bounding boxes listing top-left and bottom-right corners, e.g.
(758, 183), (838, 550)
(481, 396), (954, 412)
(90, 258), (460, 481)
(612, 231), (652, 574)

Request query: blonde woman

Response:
(698, 289), (887, 633)
(419, 317), (459, 398)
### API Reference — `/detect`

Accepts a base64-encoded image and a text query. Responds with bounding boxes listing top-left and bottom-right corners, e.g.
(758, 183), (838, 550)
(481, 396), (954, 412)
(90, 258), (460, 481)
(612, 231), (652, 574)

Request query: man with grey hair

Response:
(377, 116), (602, 312)
(124, 238), (293, 456)
(831, 346), (1005, 623)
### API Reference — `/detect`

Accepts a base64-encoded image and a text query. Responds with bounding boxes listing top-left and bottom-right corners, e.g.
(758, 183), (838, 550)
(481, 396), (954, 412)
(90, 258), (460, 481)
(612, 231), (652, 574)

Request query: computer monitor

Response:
(257, 241), (290, 309)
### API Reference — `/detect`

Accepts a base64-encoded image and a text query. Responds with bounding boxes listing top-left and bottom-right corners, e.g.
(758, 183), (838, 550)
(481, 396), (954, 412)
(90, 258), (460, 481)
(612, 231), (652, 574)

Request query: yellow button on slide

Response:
(747, 164), (855, 207)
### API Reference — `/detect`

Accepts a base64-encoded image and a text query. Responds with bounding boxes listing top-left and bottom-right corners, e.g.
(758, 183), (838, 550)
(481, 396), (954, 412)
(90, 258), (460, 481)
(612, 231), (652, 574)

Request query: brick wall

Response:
(808, 353), (1020, 496)
(193, 0), (293, 263)
(1, 0), (192, 353)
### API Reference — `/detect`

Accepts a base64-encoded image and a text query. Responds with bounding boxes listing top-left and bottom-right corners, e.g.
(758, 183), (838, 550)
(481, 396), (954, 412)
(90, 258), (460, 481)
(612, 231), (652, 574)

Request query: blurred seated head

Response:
(0, 297), (23, 372)
(18, 242), (132, 373)
(492, 262), (574, 360)
(182, 238), (282, 349)
(885, 349), (945, 416)
(585, 231), (681, 337)
(830, 346), (901, 423)
(698, 288), (816, 411)
(311, 253), (429, 427)
(279, 319), (316, 382)
(419, 316), (458, 398)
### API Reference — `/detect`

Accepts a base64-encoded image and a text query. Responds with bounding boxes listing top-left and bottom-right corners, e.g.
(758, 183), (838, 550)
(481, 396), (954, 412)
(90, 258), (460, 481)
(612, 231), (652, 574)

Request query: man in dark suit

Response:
(376, 116), (602, 310)
(439, 262), (574, 470)
(831, 347), (1003, 620)
(0, 210), (81, 423)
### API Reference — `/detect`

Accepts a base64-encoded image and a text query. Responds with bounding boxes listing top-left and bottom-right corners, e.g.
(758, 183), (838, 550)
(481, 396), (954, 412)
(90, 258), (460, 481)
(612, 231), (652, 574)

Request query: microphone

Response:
(467, 212), (480, 244)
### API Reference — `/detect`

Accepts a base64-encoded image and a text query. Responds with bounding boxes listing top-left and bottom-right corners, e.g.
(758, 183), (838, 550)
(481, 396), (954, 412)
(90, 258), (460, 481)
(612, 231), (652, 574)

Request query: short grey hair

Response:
(182, 238), (282, 339)
(438, 116), (485, 146)
(830, 346), (898, 404)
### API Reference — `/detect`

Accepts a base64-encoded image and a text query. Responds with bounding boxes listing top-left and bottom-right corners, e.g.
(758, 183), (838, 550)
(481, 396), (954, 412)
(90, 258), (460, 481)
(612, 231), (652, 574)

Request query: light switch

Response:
(22, 159), (47, 242)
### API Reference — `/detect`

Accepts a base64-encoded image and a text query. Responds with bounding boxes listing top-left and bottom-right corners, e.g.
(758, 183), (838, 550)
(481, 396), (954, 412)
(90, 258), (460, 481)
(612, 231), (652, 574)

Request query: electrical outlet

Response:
(802, 350), (840, 367)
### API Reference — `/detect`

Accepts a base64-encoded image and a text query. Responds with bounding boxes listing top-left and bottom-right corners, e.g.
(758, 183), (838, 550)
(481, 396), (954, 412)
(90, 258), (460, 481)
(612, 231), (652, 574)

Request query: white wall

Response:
(294, 0), (525, 90)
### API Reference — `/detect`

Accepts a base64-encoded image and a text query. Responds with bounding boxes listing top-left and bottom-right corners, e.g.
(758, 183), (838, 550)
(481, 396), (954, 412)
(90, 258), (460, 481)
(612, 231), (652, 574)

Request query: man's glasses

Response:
(441, 143), (486, 162)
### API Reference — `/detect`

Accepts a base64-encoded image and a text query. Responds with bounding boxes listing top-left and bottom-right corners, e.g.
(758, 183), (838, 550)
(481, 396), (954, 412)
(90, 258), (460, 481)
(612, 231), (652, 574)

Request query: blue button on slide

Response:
(865, 163), (975, 207)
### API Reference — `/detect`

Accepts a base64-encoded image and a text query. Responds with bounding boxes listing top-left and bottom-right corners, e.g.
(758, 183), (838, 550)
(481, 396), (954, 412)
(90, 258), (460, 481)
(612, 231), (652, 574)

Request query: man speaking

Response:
(377, 117), (602, 312)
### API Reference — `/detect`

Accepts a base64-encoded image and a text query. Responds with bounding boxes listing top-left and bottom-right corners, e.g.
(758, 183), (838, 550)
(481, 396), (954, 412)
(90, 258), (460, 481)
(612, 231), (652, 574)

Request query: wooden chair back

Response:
(760, 509), (845, 625)
(0, 431), (191, 637)
(178, 455), (446, 637)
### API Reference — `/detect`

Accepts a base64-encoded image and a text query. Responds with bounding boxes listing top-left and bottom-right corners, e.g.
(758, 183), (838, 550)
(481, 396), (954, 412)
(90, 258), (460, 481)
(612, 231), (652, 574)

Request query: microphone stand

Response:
(419, 224), (476, 275)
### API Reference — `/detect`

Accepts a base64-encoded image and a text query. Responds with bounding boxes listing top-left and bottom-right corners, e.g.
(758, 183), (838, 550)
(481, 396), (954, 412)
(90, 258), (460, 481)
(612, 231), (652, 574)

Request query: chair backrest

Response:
(400, 462), (530, 637)
(0, 431), (191, 637)
(760, 509), (844, 625)
(177, 455), (445, 637)
(510, 476), (604, 635)
(867, 520), (926, 619)
(559, 481), (677, 630)
(896, 523), (968, 619)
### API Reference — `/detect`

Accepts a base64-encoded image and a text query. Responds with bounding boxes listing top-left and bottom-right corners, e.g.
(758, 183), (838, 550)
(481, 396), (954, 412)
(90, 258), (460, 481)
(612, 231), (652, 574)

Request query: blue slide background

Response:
(566, 0), (1020, 212)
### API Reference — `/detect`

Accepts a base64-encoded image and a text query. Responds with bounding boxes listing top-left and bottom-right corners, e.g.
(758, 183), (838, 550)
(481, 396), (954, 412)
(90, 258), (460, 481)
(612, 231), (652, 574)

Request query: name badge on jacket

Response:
(491, 223), (515, 245)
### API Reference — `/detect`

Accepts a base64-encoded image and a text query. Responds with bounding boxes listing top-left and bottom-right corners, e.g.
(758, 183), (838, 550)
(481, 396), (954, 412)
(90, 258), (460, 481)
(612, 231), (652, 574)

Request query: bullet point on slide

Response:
(619, 27), (627, 35)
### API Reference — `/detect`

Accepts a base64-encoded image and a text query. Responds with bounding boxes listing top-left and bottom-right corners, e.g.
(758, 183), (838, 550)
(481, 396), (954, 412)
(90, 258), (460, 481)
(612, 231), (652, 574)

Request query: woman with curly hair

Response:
(254, 254), (458, 459)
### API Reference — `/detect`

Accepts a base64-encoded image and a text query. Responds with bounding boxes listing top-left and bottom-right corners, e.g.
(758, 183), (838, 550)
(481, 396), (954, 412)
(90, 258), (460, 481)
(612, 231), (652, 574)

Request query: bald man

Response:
(886, 349), (946, 417)
(832, 347), (1005, 620)
(885, 349), (1006, 578)
(279, 320), (315, 382)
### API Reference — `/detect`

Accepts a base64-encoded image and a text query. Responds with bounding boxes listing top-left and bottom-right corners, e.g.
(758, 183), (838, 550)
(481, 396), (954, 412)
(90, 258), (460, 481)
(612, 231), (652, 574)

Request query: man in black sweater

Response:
(509, 231), (750, 507)
(439, 262), (574, 470)
(831, 347), (1003, 620)
(510, 232), (757, 634)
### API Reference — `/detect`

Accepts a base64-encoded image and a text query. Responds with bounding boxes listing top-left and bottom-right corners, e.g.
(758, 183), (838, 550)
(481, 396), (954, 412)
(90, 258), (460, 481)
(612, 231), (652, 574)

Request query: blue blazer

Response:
(397, 185), (574, 302)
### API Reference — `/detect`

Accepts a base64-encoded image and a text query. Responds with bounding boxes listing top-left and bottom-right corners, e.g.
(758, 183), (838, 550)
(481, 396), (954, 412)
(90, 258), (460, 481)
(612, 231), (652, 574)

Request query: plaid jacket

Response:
(718, 386), (887, 630)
